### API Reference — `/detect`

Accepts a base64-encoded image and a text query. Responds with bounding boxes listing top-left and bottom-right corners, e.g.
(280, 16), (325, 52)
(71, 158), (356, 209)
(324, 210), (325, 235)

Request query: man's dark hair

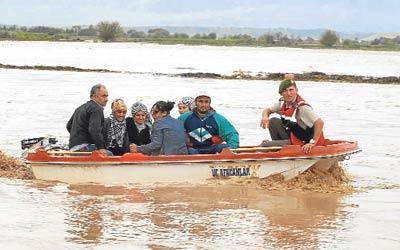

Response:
(90, 84), (106, 98)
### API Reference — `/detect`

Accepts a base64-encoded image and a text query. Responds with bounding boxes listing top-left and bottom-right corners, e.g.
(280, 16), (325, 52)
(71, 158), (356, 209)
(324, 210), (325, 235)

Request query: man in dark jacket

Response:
(66, 84), (109, 155)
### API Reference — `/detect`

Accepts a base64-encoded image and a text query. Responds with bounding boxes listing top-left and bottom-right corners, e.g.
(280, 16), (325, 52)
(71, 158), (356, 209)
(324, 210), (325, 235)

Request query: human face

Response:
(178, 104), (190, 115)
(93, 87), (109, 107)
(134, 111), (146, 125)
(113, 108), (127, 122)
(281, 86), (298, 103)
(195, 96), (211, 115)
(151, 106), (166, 121)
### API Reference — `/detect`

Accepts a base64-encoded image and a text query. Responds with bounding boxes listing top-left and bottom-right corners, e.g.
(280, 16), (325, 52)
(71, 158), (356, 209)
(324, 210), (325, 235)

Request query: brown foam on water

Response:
(0, 150), (34, 179)
(258, 162), (355, 194)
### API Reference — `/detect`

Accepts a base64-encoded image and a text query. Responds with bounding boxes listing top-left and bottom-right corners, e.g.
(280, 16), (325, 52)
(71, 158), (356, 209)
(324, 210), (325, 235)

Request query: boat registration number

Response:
(209, 163), (260, 177)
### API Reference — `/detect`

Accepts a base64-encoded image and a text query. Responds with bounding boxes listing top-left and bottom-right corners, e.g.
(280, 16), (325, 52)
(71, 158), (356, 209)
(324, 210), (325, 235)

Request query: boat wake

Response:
(258, 162), (355, 194)
(0, 150), (33, 180)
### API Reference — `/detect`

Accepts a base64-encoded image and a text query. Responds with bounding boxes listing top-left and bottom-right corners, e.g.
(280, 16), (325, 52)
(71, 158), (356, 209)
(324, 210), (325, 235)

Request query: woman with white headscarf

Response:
(177, 96), (195, 115)
(126, 102), (152, 146)
(104, 99), (130, 155)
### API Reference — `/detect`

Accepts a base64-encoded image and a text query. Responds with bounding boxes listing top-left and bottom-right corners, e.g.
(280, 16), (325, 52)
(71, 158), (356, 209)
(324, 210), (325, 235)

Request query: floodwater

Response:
(0, 41), (400, 249)
(1, 41), (400, 76)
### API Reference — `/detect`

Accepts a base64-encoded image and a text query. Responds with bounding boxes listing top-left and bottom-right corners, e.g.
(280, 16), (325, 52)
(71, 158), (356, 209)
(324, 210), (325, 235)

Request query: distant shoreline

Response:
(2, 23), (400, 52)
(1, 63), (399, 85)
(2, 38), (400, 52)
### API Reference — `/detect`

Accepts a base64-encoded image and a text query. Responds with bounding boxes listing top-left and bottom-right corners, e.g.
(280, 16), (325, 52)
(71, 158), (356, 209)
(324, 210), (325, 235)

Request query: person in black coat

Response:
(126, 102), (152, 146)
(66, 84), (109, 155)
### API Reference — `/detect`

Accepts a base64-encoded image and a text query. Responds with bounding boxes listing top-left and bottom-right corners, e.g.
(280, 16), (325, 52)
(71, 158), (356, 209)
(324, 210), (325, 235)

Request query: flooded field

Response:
(1, 41), (400, 76)
(0, 42), (399, 248)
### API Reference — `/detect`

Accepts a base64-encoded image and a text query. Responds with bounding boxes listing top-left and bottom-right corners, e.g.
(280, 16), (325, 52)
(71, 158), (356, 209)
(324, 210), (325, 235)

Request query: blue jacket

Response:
(178, 110), (239, 149)
(137, 115), (188, 155)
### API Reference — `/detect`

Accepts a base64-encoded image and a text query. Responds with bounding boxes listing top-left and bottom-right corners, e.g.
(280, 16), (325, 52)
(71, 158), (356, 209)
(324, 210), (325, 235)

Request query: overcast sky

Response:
(1, 0), (399, 32)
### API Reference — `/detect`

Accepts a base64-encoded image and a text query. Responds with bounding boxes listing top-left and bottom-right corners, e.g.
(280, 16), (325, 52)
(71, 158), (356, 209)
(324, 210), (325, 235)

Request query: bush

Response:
(28, 26), (64, 34)
(172, 33), (189, 39)
(78, 25), (97, 36)
(96, 21), (122, 42)
(258, 34), (275, 45)
(127, 29), (146, 38)
(0, 31), (11, 38)
(192, 33), (216, 40)
(320, 30), (340, 47)
(148, 28), (169, 38)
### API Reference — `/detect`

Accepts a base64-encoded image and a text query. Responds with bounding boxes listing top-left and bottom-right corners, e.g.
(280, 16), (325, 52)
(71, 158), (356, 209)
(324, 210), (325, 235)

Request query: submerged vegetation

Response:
(1, 21), (400, 51)
(1, 62), (399, 84)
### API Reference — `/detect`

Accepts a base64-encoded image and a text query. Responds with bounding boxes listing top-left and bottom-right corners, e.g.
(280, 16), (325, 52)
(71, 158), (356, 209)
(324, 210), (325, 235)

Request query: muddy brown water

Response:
(0, 43), (399, 248)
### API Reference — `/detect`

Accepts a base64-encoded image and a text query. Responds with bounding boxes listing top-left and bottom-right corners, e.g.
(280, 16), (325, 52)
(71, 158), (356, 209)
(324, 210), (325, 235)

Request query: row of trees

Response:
(0, 21), (342, 46)
(0, 22), (119, 41)
(0, 22), (220, 42)
(370, 36), (400, 46)
(111, 22), (340, 47)
(2, 22), (400, 49)
(126, 27), (217, 40)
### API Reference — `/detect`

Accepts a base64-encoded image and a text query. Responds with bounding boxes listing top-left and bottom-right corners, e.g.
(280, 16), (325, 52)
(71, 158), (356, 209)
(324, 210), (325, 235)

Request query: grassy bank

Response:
(118, 37), (400, 51)
(2, 33), (400, 52)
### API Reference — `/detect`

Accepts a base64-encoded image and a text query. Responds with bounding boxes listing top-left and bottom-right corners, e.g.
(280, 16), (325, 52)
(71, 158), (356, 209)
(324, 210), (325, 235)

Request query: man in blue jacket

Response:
(178, 91), (239, 154)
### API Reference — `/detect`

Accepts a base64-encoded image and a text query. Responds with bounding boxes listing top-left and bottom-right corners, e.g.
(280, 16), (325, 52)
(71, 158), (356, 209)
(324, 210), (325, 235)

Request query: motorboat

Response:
(24, 139), (361, 185)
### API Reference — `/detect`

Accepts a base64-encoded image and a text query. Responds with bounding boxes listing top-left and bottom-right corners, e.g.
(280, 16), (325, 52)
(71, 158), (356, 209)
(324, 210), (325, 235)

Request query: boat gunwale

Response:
(27, 148), (361, 166)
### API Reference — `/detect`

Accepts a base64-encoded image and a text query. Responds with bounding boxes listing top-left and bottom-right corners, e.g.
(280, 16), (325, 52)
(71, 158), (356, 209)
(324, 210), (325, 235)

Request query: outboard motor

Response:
(20, 136), (64, 159)
(21, 137), (58, 150)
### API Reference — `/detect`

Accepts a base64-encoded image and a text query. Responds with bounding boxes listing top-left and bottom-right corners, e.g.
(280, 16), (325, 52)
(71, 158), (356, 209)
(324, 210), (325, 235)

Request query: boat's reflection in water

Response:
(63, 183), (349, 248)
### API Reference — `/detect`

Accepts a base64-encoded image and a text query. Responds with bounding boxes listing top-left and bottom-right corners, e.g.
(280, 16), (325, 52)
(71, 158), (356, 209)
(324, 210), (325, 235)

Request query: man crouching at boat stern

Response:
(260, 74), (325, 153)
(66, 84), (110, 156)
(178, 91), (239, 154)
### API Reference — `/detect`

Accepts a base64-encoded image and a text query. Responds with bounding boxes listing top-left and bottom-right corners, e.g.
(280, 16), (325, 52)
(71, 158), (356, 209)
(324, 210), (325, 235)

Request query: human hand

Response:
(98, 149), (109, 156)
(129, 143), (138, 153)
(260, 117), (270, 129)
(302, 143), (314, 154)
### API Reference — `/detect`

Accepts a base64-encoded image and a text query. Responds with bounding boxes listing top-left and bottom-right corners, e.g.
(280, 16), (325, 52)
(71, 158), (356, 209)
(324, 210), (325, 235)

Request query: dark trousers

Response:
(260, 117), (291, 147)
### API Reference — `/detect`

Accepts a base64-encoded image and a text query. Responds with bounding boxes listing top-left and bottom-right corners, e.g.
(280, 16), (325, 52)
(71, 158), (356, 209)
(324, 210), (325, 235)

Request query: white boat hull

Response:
(30, 157), (336, 185)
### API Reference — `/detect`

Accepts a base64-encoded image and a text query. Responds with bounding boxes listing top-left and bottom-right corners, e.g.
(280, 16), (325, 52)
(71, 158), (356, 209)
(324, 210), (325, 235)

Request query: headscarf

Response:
(111, 98), (127, 112)
(106, 99), (127, 148)
(106, 113), (126, 148)
(178, 96), (195, 110)
(131, 102), (152, 129)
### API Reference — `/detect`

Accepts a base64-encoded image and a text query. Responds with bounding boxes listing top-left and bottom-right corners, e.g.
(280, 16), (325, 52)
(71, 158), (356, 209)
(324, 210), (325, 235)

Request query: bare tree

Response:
(96, 21), (122, 42)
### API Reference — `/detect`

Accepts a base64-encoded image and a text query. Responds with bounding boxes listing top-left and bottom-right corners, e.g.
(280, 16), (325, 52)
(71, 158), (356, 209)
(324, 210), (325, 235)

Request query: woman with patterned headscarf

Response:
(104, 99), (130, 155)
(129, 101), (188, 155)
(177, 96), (194, 115)
(126, 102), (152, 146)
